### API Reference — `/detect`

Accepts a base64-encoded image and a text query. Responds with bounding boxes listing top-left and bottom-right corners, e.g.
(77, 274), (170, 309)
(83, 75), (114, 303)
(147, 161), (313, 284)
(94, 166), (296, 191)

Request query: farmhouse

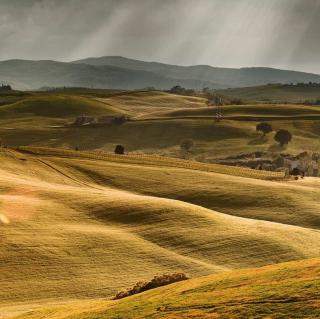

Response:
(73, 115), (96, 126)
(285, 152), (320, 176)
(72, 115), (126, 126)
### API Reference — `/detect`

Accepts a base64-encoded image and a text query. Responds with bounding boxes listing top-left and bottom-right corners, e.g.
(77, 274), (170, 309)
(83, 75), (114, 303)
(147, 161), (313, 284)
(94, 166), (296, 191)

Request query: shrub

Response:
(113, 116), (126, 125)
(274, 129), (292, 146)
(230, 98), (244, 105)
(290, 167), (300, 176)
(113, 273), (189, 300)
(256, 122), (273, 136)
(114, 145), (125, 155)
(180, 139), (194, 151)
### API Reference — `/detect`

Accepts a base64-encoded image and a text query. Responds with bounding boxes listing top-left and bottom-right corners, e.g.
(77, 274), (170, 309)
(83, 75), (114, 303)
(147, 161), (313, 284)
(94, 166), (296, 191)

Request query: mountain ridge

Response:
(1, 56), (320, 90)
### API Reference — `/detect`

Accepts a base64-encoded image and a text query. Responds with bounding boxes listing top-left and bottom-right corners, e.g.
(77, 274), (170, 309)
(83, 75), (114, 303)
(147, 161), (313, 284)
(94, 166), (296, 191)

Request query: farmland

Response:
(0, 88), (320, 318)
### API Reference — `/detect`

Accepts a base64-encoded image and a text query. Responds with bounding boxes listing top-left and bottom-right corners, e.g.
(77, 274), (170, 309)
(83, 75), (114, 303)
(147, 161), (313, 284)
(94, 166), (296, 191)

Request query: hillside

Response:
(1, 91), (320, 160)
(0, 147), (319, 318)
(1, 56), (320, 90)
(74, 56), (320, 88)
(11, 258), (320, 319)
(0, 60), (217, 91)
(217, 83), (320, 103)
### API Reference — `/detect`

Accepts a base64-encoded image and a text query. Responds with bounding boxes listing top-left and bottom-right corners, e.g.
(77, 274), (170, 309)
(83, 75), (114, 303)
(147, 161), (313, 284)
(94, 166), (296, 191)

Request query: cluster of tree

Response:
(302, 99), (320, 106)
(267, 82), (320, 88)
(169, 85), (196, 96)
(0, 84), (12, 91)
(284, 82), (320, 87)
(204, 91), (246, 106)
(113, 115), (127, 125)
(256, 122), (292, 146)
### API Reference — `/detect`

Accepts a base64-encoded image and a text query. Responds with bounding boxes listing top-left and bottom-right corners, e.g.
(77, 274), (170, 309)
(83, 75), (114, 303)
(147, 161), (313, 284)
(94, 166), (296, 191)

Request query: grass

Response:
(1, 91), (320, 161)
(10, 258), (320, 319)
(217, 83), (320, 103)
(0, 147), (319, 318)
(19, 146), (285, 179)
(1, 89), (320, 318)
(0, 94), (126, 129)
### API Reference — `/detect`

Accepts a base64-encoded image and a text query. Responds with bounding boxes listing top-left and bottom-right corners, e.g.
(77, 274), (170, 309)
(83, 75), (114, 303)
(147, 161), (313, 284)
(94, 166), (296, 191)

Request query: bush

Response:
(230, 98), (245, 105)
(113, 273), (189, 300)
(169, 86), (195, 96)
(180, 139), (194, 151)
(256, 122), (273, 136)
(114, 145), (125, 154)
(290, 167), (300, 176)
(112, 116), (126, 125)
(274, 129), (292, 146)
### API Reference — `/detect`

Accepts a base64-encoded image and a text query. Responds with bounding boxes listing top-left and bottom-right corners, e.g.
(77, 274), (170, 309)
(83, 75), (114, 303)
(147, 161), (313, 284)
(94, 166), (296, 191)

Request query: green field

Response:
(0, 89), (320, 318)
(1, 90), (320, 159)
(217, 83), (320, 103)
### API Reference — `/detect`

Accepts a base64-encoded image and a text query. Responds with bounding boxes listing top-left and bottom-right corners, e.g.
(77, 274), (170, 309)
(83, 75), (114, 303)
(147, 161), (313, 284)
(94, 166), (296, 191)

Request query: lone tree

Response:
(180, 139), (194, 152)
(290, 167), (300, 177)
(256, 122), (273, 136)
(114, 145), (125, 155)
(274, 129), (292, 146)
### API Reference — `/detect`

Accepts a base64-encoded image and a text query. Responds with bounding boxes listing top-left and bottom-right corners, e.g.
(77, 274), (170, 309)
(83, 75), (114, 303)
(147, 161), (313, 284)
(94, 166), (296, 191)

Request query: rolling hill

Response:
(1, 89), (320, 318)
(1, 91), (320, 159)
(0, 147), (319, 318)
(11, 258), (320, 319)
(217, 83), (320, 103)
(1, 56), (320, 90)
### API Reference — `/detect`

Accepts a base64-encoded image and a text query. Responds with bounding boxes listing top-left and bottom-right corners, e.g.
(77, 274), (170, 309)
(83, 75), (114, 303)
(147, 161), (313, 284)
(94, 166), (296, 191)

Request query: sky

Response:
(0, 0), (319, 73)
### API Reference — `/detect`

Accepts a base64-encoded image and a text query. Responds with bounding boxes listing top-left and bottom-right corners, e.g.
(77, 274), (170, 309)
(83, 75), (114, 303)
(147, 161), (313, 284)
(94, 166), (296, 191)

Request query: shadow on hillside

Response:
(248, 136), (267, 145)
(268, 143), (286, 152)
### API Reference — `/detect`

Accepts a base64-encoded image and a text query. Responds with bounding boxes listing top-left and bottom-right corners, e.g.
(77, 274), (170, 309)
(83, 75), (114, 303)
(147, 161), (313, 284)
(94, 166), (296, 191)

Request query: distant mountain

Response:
(74, 56), (320, 88)
(0, 59), (219, 91)
(1, 56), (320, 90)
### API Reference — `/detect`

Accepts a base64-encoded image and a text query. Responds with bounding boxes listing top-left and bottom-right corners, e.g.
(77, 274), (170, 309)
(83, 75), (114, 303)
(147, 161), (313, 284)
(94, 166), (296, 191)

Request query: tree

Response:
(274, 129), (292, 146)
(256, 122), (273, 136)
(180, 139), (194, 151)
(112, 116), (126, 125)
(114, 145), (125, 155)
(290, 167), (300, 177)
(169, 85), (184, 94)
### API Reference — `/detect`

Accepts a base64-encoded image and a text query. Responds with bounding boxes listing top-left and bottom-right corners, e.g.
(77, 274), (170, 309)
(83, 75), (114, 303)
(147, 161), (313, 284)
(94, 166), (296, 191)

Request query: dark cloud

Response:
(0, 0), (319, 73)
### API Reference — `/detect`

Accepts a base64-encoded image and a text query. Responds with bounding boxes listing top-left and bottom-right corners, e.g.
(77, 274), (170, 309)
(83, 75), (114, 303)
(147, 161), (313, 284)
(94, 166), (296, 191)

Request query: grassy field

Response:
(10, 258), (320, 319)
(1, 89), (320, 318)
(0, 147), (319, 318)
(217, 83), (320, 103)
(1, 90), (320, 160)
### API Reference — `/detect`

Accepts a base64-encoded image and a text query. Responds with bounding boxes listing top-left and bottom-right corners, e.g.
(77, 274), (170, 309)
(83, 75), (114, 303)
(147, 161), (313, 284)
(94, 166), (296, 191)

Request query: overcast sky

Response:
(0, 0), (319, 73)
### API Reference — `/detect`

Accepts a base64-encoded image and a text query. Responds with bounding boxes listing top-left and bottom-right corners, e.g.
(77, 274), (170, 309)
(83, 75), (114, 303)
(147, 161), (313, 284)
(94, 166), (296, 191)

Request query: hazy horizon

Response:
(0, 0), (320, 73)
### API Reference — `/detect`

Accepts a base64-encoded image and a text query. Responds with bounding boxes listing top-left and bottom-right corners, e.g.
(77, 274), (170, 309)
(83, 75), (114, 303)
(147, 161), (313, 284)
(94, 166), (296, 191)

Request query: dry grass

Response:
(11, 258), (320, 319)
(0, 147), (319, 318)
(0, 90), (319, 318)
(18, 146), (285, 179)
(1, 91), (320, 160)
